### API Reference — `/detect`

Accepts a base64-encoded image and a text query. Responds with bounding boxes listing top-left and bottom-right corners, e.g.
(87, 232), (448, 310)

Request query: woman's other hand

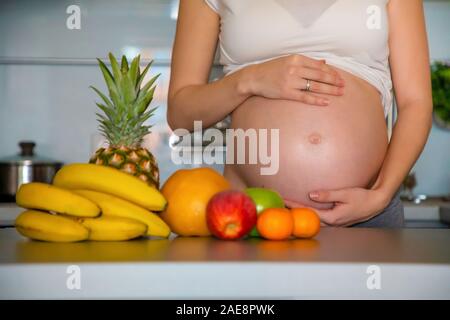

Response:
(241, 54), (346, 106)
(308, 187), (390, 227)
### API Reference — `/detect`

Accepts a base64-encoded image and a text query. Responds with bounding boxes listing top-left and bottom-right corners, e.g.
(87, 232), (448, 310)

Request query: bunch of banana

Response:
(15, 209), (148, 242)
(74, 190), (170, 238)
(16, 210), (89, 242)
(15, 163), (171, 243)
(16, 182), (100, 218)
(53, 163), (167, 211)
(78, 216), (147, 241)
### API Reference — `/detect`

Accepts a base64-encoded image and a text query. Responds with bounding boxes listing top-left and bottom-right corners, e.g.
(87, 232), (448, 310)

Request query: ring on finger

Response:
(304, 79), (311, 92)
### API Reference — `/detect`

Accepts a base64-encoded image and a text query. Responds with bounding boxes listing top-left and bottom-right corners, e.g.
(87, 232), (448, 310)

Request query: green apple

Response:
(245, 187), (285, 237)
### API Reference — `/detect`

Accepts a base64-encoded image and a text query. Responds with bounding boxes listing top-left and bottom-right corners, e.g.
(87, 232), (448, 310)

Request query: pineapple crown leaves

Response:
(90, 52), (160, 147)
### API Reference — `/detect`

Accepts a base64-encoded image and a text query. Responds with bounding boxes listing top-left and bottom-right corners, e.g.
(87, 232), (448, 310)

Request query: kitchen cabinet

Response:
(0, 227), (449, 299)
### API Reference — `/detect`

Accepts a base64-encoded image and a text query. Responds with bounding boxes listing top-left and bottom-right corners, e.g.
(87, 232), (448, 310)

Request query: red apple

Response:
(206, 190), (257, 240)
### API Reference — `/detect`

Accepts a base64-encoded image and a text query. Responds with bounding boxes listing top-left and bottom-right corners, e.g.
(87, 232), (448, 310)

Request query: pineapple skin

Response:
(90, 146), (160, 189)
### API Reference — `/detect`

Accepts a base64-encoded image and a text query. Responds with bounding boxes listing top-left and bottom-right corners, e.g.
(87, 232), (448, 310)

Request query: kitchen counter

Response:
(402, 198), (450, 228)
(3, 200), (450, 228)
(0, 227), (449, 299)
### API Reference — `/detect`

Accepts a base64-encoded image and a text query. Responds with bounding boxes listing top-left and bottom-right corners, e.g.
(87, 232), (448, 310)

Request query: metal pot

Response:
(0, 141), (63, 202)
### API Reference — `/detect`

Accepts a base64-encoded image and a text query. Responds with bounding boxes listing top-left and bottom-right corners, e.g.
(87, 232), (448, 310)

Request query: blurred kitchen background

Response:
(0, 0), (449, 226)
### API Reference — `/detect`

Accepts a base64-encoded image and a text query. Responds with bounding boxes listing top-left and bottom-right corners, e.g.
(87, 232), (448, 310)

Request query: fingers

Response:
(288, 55), (345, 87)
(304, 57), (340, 78)
(283, 196), (341, 226)
(299, 67), (345, 87)
(283, 198), (302, 209)
(316, 207), (365, 227)
(286, 89), (330, 106)
(316, 210), (339, 226)
(265, 54), (348, 104)
(315, 206), (346, 226)
(309, 189), (350, 203)
(296, 78), (344, 96)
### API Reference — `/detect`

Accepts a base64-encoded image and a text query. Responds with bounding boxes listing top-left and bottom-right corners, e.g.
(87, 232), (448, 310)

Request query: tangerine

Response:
(256, 208), (293, 240)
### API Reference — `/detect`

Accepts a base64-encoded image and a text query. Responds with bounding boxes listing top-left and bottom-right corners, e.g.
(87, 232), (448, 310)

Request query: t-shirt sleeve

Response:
(204, 0), (220, 14)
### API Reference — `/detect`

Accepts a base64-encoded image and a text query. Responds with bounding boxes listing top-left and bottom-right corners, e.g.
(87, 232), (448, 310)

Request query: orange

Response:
(256, 208), (294, 241)
(160, 168), (230, 236)
(291, 208), (320, 239)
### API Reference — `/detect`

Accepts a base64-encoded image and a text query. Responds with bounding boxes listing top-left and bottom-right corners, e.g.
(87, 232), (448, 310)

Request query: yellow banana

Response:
(78, 216), (147, 241)
(15, 210), (89, 242)
(74, 189), (171, 238)
(16, 182), (100, 217)
(53, 163), (167, 211)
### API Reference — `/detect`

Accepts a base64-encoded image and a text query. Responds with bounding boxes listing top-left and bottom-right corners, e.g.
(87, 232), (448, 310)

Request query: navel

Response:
(308, 132), (322, 145)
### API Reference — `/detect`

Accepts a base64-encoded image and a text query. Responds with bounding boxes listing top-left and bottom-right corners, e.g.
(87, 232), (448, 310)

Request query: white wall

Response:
(0, 0), (189, 183)
(0, 0), (449, 194)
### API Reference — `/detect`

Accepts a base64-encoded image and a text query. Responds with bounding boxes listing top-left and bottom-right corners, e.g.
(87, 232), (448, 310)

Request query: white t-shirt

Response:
(205, 0), (393, 117)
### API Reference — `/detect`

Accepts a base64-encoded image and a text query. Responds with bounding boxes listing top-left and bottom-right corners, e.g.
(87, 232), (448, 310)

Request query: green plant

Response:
(431, 61), (450, 125)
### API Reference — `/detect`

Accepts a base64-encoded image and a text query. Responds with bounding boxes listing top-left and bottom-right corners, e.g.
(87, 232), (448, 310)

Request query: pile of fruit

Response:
(14, 52), (320, 243)
(15, 164), (170, 242)
(15, 53), (169, 243)
(160, 167), (320, 241)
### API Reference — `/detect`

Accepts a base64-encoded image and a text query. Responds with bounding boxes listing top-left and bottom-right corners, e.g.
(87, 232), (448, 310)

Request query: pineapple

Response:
(89, 53), (160, 189)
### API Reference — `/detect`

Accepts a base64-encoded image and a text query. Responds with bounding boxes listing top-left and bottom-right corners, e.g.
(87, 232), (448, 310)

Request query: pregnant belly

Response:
(225, 67), (388, 209)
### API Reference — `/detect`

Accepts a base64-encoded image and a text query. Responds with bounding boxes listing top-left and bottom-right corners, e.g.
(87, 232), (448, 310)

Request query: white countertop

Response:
(1, 227), (449, 299)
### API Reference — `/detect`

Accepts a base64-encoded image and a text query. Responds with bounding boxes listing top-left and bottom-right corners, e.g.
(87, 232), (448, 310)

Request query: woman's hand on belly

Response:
(229, 65), (389, 224)
(309, 187), (390, 227)
(242, 54), (345, 106)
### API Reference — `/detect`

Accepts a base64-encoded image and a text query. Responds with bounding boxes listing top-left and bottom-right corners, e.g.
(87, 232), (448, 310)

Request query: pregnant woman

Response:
(167, 0), (432, 227)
